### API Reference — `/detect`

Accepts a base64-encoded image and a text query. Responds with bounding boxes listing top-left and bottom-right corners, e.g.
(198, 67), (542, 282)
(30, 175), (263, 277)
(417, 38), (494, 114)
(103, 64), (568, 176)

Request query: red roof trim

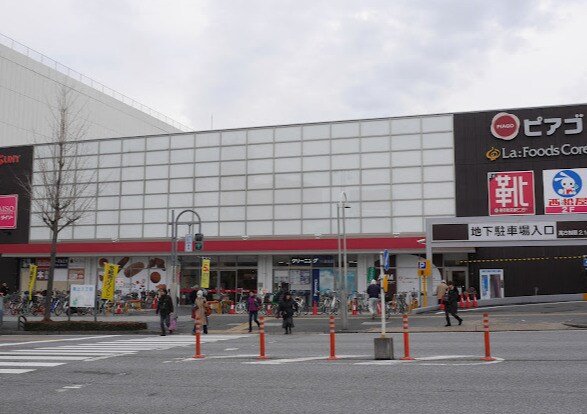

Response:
(0, 237), (424, 255)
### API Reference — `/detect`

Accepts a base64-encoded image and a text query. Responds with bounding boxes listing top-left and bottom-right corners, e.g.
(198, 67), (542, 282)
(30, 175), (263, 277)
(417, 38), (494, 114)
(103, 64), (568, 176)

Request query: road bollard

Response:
(327, 315), (337, 360)
(400, 314), (415, 360)
(258, 316), (269, 359)
(313, 301), (318, 316)
(193, 316), (203, 359)
(481, 313), (496, 361)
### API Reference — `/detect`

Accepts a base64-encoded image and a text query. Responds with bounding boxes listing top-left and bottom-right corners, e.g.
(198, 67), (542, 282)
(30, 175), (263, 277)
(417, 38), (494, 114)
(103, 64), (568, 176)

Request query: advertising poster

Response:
(543, 168), (587, 214)
(70, 285), (95, 307)
(99, 256), (167, 293)
(488, 171), (535, 216)
(68, 269), (85, 281)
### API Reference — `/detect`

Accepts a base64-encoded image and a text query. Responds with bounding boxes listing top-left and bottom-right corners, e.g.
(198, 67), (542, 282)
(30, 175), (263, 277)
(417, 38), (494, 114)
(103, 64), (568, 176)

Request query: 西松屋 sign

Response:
(543, 168), (587, 214)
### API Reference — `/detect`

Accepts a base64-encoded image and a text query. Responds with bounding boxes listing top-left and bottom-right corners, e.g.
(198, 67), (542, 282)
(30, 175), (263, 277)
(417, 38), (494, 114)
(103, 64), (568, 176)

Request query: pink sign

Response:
(0, 194), (18, 229)
(488, 171), (535, 216)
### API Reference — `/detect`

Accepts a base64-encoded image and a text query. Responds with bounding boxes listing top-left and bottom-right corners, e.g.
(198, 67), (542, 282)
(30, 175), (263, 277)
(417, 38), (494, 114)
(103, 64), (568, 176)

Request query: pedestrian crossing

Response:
(0, 334), (245, 375)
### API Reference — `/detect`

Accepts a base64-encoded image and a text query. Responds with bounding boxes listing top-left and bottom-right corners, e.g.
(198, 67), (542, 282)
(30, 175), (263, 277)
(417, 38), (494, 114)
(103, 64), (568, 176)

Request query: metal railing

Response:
(0, 32), (193, 132)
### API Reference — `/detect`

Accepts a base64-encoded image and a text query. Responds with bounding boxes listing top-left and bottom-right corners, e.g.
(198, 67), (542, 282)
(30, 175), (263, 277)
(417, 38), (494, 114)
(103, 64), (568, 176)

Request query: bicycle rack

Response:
(18, 315), (27, 331)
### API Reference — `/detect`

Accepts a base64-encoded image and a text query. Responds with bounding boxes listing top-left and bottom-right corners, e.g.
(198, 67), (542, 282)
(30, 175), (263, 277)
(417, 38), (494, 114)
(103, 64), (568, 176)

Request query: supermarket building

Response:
(1, 103), (587, 302)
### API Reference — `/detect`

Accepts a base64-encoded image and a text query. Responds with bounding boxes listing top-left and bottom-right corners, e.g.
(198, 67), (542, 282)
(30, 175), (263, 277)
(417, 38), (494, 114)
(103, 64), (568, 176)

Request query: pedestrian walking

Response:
(366, 278), (380, 319)
(193, 290), (210, 334)
(443, 282), (463, 326)
(155, 288), (174, 336)
(247, 291), (262, 332)
(188, 285), (198, 305)
(435, 280), (449, 305)
(277, 292), (298, 334)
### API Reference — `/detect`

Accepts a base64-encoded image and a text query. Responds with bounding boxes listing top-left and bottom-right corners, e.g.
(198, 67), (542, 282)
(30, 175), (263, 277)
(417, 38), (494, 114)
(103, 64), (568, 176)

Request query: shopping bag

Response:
(169, 314), (177, 331)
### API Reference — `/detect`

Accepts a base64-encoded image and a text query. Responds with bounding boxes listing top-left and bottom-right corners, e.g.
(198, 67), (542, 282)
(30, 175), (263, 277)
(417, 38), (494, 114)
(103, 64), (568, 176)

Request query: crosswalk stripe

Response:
(0, 355), (90, 360)
(35, 347), (142, 352)
(0, 362), (66, 367)
(0, 369), (36, 374)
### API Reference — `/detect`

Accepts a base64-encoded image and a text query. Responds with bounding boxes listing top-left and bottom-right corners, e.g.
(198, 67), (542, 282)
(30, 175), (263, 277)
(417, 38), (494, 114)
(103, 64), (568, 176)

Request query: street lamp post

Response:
(337, 191), (350, 330)
(169, 209), (202, 311)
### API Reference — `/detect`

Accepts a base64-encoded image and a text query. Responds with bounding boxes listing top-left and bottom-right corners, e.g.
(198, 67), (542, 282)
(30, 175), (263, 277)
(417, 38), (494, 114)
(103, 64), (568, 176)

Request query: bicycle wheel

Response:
(54, 303), (63, 316)
(236, 302), (247, 314)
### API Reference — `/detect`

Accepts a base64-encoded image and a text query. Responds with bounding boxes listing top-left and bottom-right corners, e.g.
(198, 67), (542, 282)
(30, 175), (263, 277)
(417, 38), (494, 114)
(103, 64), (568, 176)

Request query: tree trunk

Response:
(42, 219), (59, 321)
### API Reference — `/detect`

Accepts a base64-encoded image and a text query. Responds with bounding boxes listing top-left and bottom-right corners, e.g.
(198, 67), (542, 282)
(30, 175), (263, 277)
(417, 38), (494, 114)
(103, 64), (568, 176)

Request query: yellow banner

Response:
(28, 264), (37, 300)
(101, 263), (119, 301)
(201, 259), (210, 288)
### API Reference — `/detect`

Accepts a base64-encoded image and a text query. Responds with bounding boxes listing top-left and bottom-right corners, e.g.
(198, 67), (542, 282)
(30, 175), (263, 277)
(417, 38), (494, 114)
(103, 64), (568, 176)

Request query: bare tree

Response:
(27, 86), (96, 321)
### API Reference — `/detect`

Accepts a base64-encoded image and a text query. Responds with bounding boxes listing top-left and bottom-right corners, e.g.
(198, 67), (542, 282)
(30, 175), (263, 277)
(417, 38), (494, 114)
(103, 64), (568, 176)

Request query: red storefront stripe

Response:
(0, 237), (424, 255)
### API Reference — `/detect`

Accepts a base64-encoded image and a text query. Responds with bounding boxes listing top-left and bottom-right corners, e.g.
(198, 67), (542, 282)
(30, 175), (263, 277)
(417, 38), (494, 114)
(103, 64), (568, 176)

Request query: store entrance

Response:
(445, 267), (468, 291)
(217, 269), (258, 302)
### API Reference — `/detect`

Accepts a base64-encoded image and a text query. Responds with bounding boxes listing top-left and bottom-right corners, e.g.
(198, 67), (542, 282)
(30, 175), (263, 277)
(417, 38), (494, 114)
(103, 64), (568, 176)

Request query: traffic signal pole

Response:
(169, 209), (203, 312)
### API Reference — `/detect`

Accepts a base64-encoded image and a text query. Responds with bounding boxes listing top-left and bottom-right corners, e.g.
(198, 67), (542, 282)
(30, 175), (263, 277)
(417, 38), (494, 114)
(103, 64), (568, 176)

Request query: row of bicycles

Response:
(2, 290), (160, 317)
(231, 290), (419, 317)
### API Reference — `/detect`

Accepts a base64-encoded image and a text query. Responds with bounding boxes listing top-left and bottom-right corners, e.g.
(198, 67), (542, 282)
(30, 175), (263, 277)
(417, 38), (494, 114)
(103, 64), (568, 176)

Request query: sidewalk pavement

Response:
(1, 305), (586, 335)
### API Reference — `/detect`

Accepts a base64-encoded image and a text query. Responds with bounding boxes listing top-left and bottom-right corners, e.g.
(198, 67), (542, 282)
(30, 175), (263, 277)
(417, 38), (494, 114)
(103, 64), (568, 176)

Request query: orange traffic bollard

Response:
(229, 301), (235, 314)
(327, 315), (337, 360)
(458, 294), (465, 309)
(465, 292), (472, 308)
(472, 293), (478, 307)
(313, 301), (318, 316)
(258, 316), (269, 360)
(481, 313), (496, 361)
(193, 316), (203, 359)
(351, 299), (357, 315)
(400, 314), (415, 360)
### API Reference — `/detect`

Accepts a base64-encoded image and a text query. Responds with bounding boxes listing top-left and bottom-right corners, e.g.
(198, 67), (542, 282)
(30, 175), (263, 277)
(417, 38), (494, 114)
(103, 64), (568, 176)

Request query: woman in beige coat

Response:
(192, 290), (209, 334)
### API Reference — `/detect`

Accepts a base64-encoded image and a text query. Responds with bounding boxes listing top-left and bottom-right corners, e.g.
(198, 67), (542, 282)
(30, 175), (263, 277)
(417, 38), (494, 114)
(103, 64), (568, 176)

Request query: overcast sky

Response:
(2, 0), (586, 131)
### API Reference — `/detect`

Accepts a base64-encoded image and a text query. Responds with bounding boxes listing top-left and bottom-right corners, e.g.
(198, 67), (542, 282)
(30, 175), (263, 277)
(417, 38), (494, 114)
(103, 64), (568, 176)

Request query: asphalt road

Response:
(0, 329), (585, 414)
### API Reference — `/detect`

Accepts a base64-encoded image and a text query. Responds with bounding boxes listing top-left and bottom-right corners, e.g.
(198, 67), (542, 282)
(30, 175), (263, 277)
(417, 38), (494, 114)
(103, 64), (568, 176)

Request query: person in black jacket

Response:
(156, 289), (174, 336)
(443, 282), (463, 326)
(277, 292), (298, 334)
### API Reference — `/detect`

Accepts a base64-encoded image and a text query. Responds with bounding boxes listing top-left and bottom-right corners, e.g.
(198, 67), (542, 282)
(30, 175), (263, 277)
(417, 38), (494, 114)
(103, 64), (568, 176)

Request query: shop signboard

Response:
(70, 285), (95, 308)
(0, 194), (18, 229)
(543, 168), (587, 214)
(488, 171), (535, 216)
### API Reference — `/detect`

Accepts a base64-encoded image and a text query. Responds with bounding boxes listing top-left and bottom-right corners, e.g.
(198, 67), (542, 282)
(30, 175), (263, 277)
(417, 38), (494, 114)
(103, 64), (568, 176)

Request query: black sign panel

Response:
(556, 221), (587, 238)
(454, 104), (587, 217)
(0, 145), (33, 244)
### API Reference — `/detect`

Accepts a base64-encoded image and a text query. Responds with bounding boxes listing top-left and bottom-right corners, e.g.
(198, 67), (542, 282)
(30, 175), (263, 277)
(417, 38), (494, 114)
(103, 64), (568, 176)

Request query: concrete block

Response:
(374, 337), (394, 360)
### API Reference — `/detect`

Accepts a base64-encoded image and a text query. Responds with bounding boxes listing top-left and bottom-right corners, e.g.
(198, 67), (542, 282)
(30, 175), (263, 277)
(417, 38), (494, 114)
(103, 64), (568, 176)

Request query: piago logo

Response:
(490, 112), (520, 141)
